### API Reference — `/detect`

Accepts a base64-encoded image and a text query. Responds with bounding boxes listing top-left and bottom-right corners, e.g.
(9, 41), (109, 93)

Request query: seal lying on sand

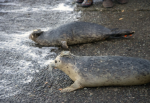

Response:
(49, 51), (150, 92)
(29, 21), (134, 48)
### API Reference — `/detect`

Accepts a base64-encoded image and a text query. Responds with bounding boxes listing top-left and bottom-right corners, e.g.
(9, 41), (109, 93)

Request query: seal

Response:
(49, 51), (150, 92)
(29, 21), (134, 48)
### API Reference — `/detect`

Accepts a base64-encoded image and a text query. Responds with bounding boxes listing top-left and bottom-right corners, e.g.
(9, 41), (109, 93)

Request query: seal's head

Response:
(49, 51), (72, 69)
(29, 29), (44, 42)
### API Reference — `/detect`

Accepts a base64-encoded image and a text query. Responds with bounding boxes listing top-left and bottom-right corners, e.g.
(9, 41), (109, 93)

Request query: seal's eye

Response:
(55, 60), (57, 63)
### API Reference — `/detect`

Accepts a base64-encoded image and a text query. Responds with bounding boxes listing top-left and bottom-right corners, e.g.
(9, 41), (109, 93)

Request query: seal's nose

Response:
(55, 60), (57, 63)
(48, 61), (54, 71)
(50, 63), (55, 68)
(49, 60), (55, 68)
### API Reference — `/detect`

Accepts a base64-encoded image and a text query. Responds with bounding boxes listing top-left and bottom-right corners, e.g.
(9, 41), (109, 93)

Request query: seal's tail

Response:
(110, 28), (135, 38)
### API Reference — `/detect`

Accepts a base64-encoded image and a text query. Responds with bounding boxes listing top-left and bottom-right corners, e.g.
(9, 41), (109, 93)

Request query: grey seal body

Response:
(29, 21), (134, 48)
(49, 51), (150, 92)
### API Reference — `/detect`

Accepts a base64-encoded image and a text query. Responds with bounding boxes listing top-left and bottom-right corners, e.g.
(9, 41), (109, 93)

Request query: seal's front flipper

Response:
(60, 81), (83, 93)
(61, 41), (68, 49)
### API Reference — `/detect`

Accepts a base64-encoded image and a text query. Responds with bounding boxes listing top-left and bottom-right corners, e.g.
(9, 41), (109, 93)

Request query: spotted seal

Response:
(49, 51), (150, 92)
(29, 21), (134, 48)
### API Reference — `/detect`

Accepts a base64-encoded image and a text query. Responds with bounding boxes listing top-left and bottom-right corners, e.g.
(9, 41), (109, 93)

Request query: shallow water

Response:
(0, 0), (80, 99)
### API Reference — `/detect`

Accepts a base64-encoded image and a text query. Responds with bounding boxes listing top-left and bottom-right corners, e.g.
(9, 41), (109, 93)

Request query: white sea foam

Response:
(52, 3), (74, 11)
(0, 3), (73, 13)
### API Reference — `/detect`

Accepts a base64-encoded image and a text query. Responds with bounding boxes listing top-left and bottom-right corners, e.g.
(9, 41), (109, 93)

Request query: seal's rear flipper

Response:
(110, 28), (135, 38)
(61, 41), (68, 49)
